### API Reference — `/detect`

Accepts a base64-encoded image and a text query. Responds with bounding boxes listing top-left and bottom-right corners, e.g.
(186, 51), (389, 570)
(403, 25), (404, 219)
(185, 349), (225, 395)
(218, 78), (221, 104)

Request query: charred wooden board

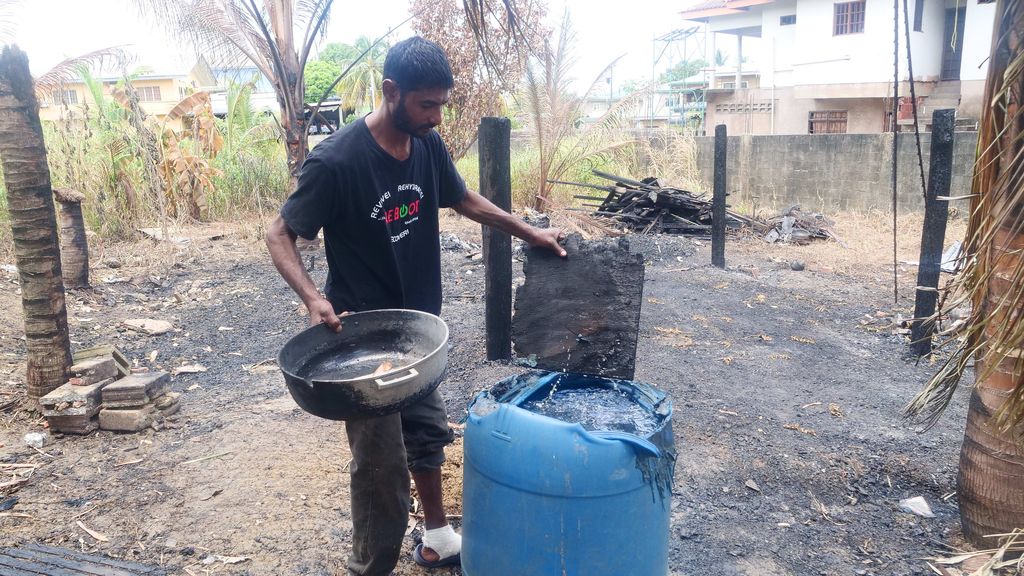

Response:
(0, 543), (166, 575)
(512, 235), (644, 380)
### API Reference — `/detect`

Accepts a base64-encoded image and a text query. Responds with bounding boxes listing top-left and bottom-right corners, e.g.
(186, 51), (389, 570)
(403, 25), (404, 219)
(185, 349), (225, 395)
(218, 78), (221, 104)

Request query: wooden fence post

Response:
(712, 124), (727, 268)
(479, 117), (512, 361)
(910, 109), (955, 356)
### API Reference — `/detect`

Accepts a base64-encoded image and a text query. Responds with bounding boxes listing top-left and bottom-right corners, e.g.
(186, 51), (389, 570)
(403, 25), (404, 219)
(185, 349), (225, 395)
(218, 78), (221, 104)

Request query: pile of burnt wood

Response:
(556, 171), (760, 236)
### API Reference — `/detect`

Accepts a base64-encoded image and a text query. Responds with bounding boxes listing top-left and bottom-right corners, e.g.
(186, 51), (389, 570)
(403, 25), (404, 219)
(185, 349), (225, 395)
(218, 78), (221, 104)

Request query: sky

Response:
(6, 0), (701, 95)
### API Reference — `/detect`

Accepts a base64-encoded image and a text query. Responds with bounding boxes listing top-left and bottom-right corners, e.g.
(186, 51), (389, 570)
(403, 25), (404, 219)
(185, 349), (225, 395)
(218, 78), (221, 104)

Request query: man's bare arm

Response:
(265, 216), (342, 331)
(452, 190), (566, 257)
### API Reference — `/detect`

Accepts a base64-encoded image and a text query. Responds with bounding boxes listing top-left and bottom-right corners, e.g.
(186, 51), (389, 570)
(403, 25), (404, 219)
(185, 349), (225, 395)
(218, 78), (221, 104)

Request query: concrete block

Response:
(99, 393), (179, 432)
(101, 372), (170, 408)
(69, 357), (117, 385)
(46, 414), (98, 435)
(39, 379), (113, 417)
(73, 345), (130, 377)
(99, 406), (154, 432)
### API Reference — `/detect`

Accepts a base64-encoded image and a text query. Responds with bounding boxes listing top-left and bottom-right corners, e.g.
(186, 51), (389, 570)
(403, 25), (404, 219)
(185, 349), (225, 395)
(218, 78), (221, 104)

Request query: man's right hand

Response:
(308, 297), (343, 332)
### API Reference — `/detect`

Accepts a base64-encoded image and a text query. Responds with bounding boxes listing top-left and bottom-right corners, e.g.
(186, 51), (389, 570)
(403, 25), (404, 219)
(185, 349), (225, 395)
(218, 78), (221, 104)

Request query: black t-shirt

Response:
(280, 117), (467, 315)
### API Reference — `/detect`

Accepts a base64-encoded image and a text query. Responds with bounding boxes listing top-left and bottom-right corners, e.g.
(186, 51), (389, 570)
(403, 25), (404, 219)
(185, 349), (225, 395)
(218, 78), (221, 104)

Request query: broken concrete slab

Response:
(512, 234), (644, 380)
(123, 319), (173, 336)
(46, 414), (98, 435)
(99, 406), (154, 432)
(101, 372), (170, 408)
(99, 392), (180, 432)
(69, 357), (117, 386)
(74, 345), (130, 377)
(40, 379), (114, 417)
(154, 392), (180, 413)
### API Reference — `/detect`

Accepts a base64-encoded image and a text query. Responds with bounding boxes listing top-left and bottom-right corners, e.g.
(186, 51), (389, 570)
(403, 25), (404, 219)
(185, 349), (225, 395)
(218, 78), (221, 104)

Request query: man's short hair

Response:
(383, 36), (455, 92)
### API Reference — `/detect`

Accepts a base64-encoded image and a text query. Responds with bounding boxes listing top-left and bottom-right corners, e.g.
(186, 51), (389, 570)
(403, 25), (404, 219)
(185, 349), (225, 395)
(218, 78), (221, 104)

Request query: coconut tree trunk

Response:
(0, 45), (73, 400)
(54, 188), (89, 289)
(266, 0), (308, 191)
(955, 0), (1024, 546)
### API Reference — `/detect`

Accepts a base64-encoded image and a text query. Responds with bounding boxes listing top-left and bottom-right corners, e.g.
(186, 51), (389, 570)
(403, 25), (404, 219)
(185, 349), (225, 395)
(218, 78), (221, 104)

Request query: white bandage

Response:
(422, 524), (461, 560)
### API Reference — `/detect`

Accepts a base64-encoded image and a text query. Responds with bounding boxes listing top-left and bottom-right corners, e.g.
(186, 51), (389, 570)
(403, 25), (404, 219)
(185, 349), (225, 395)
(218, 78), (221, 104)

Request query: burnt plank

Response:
(512, 234), (644, 380)
(2, 548), (126, 576)
(0, 553), (83, 576)
(21, 544), (166, 575)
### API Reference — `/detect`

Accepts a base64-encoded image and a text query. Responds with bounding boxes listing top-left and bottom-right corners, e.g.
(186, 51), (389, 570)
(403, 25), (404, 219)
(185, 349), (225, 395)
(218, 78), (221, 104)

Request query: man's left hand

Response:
(528, 227), (567, 258)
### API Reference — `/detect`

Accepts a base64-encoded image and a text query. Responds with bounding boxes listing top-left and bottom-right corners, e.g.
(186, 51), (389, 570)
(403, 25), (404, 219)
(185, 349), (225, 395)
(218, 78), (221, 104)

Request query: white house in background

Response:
(209, 66), (280, 117)
(679, 0), (996, 135)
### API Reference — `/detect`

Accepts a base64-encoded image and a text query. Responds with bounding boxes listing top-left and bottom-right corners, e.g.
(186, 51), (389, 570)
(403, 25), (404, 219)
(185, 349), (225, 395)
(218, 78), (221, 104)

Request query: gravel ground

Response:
(0, 222), (973, 576)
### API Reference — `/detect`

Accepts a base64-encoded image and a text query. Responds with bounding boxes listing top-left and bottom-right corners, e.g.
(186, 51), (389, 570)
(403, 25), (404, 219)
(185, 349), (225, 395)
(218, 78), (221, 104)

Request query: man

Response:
(266, 36), (565, 575)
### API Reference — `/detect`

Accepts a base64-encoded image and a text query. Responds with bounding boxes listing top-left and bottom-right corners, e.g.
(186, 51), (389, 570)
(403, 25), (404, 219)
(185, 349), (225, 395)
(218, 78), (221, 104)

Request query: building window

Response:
(780, 14), (796, 25)
(137, 86), (162, 102)
(722, 81), (750, 89)
(808, 111), (848, 134)
(60, 90), (78, 106)
(834, 1), (866, 35)
(178, 86), (190, 100)
(913, 0), (924, 31)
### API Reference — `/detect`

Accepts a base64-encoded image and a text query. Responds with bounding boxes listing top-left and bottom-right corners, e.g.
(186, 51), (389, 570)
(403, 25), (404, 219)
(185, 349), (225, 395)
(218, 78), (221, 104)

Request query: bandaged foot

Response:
(421, 524), (461, 561)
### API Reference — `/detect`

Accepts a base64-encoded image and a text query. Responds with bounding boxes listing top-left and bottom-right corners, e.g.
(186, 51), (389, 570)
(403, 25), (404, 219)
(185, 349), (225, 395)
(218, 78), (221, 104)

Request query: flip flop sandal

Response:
(413, 543), (461, 568)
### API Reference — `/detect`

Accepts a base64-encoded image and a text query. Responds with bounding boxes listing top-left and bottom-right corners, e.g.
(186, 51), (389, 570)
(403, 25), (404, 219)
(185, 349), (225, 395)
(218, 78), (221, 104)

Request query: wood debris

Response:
(763, 205), (846, 246)
(553, 170), (761, 236)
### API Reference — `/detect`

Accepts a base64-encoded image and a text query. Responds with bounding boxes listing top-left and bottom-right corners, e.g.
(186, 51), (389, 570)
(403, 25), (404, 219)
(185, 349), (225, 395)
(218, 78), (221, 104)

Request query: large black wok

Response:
(278, 309), (449, 420)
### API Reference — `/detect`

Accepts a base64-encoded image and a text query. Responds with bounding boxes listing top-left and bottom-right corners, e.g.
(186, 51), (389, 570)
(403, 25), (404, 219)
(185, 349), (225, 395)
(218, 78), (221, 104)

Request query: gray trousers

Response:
(344, 388), (454, 576)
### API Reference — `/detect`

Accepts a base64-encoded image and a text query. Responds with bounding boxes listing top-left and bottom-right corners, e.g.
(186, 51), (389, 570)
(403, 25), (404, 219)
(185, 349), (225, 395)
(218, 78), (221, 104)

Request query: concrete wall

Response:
(692, 131), (978, 213)
(961, 1), (997, 82)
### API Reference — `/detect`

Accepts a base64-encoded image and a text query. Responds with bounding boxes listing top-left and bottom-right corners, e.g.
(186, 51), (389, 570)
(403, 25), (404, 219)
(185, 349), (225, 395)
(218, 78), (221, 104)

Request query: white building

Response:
(679, 0), (996, 135)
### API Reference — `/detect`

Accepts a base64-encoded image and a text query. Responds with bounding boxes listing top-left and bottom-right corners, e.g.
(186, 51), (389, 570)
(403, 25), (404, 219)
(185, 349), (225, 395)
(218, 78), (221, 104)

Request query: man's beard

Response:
(393, 94), (435, 138)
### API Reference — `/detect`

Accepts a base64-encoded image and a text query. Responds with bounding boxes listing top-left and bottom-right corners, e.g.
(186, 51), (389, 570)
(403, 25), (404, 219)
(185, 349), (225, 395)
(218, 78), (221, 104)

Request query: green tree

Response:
(332, 36), (387, 112)
(317, 42), (352, 66)
(304, 59), (339, 104)
(658, 59), (707, 84)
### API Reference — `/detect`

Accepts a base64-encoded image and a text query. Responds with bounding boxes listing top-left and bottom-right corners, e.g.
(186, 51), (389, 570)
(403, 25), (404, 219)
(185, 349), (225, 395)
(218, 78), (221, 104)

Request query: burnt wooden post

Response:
(712, 124), (727, 268)
(479, 117), (512, 360)
(911, 109), (955, 356)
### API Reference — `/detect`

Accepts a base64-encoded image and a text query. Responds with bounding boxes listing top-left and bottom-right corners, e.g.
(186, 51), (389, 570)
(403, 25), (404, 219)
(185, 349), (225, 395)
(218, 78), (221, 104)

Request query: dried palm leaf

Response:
(33, 47), (132, 96)
(906, 0), (1024, 432)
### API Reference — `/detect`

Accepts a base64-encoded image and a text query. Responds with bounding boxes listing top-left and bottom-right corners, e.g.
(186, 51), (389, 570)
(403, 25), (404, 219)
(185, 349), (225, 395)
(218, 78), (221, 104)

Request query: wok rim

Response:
(278, 309), (449, 386)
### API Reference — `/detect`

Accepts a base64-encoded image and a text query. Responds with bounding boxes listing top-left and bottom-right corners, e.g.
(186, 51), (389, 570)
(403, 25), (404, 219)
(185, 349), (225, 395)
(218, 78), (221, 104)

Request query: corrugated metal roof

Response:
(680, 0), (775, 20)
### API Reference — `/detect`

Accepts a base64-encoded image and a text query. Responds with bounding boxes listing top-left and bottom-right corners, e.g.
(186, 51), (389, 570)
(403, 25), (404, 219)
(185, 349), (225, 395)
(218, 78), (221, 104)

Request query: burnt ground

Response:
(0, 219), (974, 576)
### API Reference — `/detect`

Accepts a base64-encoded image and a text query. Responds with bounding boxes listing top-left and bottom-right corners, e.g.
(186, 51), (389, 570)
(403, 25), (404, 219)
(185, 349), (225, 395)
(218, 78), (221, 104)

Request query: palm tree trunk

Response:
(0, 45), (73, 401)
(956, 0), (1024, 546)
(54, 188), (89, 289)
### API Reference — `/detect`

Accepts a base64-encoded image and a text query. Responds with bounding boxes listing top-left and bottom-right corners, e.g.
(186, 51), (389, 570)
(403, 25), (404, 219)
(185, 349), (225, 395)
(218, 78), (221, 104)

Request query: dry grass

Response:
(732, 210), (968, 282)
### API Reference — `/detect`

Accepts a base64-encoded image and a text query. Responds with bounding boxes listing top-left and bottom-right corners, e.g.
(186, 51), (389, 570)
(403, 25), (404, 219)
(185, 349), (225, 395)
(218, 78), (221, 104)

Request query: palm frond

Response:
(134, 0), (274, 80)
(0, 0), (21, 43)
(297, 0), (333, 68)
(33, 47), (132, 95)
(906, 0), (1024, 432)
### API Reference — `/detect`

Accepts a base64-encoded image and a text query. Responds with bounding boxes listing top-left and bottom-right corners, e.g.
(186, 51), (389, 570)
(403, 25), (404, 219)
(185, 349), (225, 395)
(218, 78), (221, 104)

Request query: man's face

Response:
(392, 87), (450, 138)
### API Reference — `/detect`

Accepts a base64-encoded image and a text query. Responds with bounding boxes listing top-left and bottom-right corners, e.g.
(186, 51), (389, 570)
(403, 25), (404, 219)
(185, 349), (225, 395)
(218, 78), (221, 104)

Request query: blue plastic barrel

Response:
(462, 371), (675, 576)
